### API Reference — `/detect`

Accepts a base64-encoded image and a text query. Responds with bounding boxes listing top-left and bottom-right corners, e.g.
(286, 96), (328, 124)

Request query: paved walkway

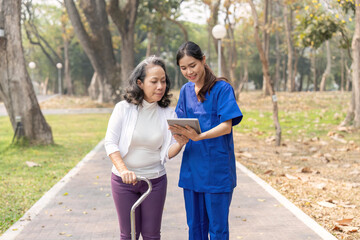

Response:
(0, 94), (114, 117)
(0, 95), (58, 116)
(0, 140), (337, 240)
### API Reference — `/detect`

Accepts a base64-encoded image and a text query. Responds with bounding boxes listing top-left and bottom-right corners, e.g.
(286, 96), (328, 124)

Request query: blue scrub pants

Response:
(183, 189), (233, 240)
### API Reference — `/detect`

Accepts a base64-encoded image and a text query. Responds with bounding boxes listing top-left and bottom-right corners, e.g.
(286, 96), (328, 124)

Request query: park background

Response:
(0, 0), (360, 239)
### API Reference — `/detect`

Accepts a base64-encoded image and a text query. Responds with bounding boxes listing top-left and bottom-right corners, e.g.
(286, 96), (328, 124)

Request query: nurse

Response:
(169, 41), (243, 240)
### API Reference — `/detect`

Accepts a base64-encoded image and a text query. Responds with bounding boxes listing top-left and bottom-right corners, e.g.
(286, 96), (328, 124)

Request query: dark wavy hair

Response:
(124, 56), (172, 108)
(176, 41), (227, 102)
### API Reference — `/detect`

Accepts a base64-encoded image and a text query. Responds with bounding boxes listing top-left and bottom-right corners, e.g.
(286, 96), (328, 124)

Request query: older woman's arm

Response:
(167, 134), (188, 159)
(109, 151), (137, 184)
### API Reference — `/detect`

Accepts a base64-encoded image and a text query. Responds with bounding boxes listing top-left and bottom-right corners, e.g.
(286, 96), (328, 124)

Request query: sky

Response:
(37, 0), (250, 26)
(178, 0), (208, 25)
(39, 0), (208, 25)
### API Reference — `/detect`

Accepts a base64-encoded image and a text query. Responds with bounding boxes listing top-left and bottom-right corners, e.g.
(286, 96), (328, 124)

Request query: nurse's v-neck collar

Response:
(190, 82), (202, 103)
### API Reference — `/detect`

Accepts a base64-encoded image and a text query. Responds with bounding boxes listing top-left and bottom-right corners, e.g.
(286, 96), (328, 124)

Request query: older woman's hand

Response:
(173, 133), (189, 146)
(120, 170), (137, 184)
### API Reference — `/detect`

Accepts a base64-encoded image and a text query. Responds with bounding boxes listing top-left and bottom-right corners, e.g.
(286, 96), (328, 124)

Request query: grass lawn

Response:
(0, 113), (111, 234)
(234, 91), (359, 144)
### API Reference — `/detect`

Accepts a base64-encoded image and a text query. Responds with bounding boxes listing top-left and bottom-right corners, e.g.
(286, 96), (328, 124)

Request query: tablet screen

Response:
(167, 118), (201, 134)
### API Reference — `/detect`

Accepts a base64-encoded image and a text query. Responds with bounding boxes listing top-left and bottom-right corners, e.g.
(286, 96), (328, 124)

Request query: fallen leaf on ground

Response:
(264, 169), (274, 175)
(238, 152), (254, 158)
(335, 218), (353, 226)
(317, 201), (337, 208)
(26, 161), (41, 167)
(285, 174), (298, 180)
(298, 167), (312, 173)
(331, 136), (347, 144)
(333, 225), (358, 233)
(312, 183), (326, 190)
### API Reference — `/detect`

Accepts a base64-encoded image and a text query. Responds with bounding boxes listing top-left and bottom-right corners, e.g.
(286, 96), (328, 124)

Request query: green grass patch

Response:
(234, 108), (359, 143)
(0, 114), (110, 234)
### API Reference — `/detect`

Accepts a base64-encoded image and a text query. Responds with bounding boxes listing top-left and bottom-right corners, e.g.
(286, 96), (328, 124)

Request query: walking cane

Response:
(130, 176), (152, 240)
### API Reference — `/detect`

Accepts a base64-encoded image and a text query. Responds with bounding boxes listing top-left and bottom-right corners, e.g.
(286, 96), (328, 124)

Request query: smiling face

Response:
(137, 64), (166, 103)
(178, 54), (206, 87)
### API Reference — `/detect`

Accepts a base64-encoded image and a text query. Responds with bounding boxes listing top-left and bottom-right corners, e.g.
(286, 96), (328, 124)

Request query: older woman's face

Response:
(137, 64), (166, 103)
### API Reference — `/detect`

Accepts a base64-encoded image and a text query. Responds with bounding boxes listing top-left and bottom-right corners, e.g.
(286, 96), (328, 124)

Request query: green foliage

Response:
(296, 10), (345, 49)
(0, 114), (110, 234)
(337, 0), (356, 14)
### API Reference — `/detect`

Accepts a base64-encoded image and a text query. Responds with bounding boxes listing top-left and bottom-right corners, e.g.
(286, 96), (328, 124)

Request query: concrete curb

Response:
(0, 140), (105, 240)
(235, 161), (337, 240)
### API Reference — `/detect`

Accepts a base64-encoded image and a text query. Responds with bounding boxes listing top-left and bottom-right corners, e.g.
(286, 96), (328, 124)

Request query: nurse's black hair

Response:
(124, 55), (172, 108)
(176, 41), (227, 102)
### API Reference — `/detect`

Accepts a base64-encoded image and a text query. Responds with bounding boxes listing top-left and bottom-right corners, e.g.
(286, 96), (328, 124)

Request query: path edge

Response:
(0, 139), (105, 240)
(236, 161), (338, 240)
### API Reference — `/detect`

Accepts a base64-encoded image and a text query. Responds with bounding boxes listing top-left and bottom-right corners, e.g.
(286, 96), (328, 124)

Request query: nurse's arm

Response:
(180, 119), (232, 141)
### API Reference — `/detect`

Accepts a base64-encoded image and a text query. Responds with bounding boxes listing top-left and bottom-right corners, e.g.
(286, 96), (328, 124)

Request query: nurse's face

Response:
(178, 55), (206, 86)
(137, 64), (166, 103)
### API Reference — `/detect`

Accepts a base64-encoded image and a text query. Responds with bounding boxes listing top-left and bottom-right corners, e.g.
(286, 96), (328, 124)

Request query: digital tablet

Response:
(167, 118), (201, 134)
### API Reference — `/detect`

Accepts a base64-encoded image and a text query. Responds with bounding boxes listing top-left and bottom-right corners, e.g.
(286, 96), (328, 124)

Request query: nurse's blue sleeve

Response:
(175, 86), (186, 118)
(217, 82), (243, 126)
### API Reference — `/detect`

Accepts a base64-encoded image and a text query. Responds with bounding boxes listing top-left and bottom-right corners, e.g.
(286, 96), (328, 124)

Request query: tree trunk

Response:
(320, 41), (331, 92)
(293, 48), (300, 90)
(282, 58), (286, 91)
(340, 49), (344, 92)
(340, 89), (355, 126)
(284, 4), (294, 92)
(235, 60), (248, 100)
(203, 0), (230, 80)
(63, 38), (72, 95)
(248, 0), (281, 146)
(88, 72), (99, 100)
(311, 49), (317, 91)
(64, 0), (118, 103)
(306, 75), (310, 91)
(345, 61), (352, 91)
(262, 0), (270, 96)
(275, 9), (281, 91)
(61, 11), (73, 95)
(108, 0), (139, 93)
(352, 0), (360, 127)
(224, 4), (238, 86)
(0, 0), (53, 145)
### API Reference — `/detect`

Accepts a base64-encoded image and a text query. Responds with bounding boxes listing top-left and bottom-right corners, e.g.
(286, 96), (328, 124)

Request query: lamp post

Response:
(211, 24), (226, 76)
(28, 61), (36, 81)
(56, 63), (63, 95)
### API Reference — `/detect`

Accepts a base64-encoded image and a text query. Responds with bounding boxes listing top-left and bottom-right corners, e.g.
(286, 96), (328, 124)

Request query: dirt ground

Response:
(235, 91), (360, 240)
(234, 131), (360, 240)
(40, 93), (360, 239)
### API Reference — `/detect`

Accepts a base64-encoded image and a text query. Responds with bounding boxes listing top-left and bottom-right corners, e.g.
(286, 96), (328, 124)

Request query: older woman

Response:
(105, 56), (188, 240)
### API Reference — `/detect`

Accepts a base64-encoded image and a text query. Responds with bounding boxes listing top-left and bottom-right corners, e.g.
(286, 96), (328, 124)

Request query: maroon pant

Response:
(111, 173), (167, 240)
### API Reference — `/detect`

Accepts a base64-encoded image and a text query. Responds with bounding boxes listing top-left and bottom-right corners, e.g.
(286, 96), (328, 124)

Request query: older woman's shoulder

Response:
(114, 100), (136, 111)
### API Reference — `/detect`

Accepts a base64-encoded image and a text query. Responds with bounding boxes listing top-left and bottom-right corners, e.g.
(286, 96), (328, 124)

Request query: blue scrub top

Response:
(175, 80), (243, 193)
